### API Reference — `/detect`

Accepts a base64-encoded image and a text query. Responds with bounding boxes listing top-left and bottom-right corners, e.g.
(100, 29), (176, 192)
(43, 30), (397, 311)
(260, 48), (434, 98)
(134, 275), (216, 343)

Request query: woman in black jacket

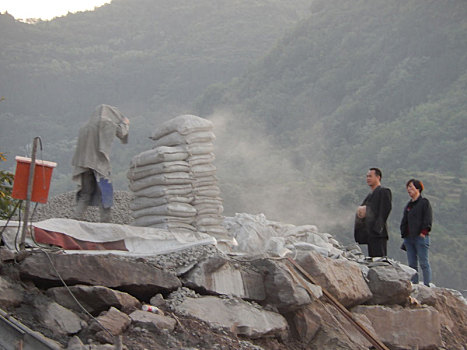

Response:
(400, 179), (433, 286)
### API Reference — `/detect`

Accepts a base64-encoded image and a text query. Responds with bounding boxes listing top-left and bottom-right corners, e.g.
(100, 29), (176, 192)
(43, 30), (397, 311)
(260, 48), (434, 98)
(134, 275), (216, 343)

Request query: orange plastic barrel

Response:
(11, 156), (57, 204)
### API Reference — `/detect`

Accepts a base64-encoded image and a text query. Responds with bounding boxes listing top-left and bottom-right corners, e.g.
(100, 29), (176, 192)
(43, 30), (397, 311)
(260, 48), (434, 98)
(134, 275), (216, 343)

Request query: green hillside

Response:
(0, 0), (466, 290)
(195, 0), (467, 291)
(0, 0), (311, 193)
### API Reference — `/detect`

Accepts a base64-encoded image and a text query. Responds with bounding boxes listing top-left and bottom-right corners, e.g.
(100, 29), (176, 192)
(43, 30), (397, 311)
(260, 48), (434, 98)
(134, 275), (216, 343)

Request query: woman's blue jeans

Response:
(404, 235), (432, 286)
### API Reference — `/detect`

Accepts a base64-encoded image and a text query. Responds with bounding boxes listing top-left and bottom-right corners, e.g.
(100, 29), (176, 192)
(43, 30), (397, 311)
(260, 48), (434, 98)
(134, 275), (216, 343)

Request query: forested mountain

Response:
(1, 0), (466, 290)
(195, 0), (467, 291)
(0, 0), (310, 117)
(0, 0), (310, 191)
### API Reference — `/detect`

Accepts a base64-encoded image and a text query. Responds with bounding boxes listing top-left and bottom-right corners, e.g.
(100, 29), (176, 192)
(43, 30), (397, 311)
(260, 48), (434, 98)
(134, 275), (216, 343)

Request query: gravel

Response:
(29, 190), (226, 273)
(31, 191), (134, 224)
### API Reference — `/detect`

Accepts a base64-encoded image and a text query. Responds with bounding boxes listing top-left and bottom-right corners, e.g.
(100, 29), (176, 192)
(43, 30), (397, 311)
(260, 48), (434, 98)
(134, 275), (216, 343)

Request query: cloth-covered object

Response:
(72, 104), (129, 182)
(71, 105), (129, 209)
(0, 219), (216, 255)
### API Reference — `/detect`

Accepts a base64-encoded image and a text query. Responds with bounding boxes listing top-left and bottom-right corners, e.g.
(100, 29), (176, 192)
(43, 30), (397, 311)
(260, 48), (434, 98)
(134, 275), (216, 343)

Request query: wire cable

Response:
(0, 200), (21, 240)
(39, 248), (115, 339)
(8, 137), (117, 340)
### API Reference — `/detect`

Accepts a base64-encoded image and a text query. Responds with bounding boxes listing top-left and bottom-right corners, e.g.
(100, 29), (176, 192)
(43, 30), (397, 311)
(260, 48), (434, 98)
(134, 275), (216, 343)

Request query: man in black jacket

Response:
(354, 168), (392, 257)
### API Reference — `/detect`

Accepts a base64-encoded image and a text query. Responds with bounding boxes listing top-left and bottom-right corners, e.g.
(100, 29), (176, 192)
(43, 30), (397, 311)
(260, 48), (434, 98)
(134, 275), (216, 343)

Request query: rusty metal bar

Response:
(286, 257), (390, 350)
(19, 137), (40, 251)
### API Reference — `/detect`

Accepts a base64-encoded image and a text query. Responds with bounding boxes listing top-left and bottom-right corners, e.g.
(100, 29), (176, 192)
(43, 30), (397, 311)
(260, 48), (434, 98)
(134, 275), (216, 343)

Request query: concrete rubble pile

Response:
(127, 114), (232, 245)
(1, 210), (467, 350)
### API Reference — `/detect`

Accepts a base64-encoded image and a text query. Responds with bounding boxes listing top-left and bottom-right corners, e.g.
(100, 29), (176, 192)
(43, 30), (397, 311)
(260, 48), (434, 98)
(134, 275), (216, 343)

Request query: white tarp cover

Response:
(1, 219), (216, 256)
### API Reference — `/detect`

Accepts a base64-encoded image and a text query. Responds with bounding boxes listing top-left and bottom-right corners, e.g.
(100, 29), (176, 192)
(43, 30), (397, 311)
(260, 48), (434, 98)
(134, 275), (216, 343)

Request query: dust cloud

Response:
(207, 109), (358, 235)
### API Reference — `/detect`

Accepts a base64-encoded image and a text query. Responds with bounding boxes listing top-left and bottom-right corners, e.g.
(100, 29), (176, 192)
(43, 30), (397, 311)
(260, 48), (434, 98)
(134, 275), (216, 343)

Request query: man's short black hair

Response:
(370, 167), (382, 179)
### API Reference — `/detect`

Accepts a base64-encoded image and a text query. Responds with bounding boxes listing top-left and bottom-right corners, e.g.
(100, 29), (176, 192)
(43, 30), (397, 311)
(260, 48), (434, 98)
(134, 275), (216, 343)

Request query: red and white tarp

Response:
(1, 218), (216, 256)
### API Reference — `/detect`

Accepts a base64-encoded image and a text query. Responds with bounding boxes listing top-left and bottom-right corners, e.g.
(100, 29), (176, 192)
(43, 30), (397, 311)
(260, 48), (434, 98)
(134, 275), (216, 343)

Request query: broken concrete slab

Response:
(292, 300), (375, 349)
(33, 297), (84, 336)
(253, 259), (320, 313)
(19, 252), (181, 299)
(0, 275), (23, 309)
(47, 284), (141, 316)
(129, 309), (176, 332)
(182, 256), (266, 301)
(295, 251), (373, 307)
(353, 304), (441, 350)
(411, 283), (437, 306)
(431, 287), (467, 349)
(365, 264), (412, 305)
(0, 247), (16, 262)
(89, 307), (131, 344)
(174, 295), (288, 339)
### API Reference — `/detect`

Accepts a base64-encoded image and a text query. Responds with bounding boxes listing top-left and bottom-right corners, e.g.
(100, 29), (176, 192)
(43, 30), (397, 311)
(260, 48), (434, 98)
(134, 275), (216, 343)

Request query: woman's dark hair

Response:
(406, 178), (424, 192)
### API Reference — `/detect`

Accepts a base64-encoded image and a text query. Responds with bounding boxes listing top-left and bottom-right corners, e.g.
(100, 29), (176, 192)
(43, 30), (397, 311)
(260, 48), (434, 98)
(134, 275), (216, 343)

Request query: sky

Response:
(0, 0), (111, 20)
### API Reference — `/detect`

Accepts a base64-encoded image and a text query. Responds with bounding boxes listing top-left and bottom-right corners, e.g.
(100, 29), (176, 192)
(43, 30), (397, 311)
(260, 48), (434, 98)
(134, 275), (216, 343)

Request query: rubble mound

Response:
(32, 191), (134, 225)
(1, 212), (466, 349)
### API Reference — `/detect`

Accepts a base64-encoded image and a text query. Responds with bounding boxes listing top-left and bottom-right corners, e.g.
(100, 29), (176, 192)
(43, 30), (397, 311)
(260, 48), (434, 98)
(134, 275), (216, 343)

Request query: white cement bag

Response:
(196, 225), (234, 245)
(196, 224), (228, 235)
(195, 215), (224, 226)
(133, 184), (193, 198)
(151, 131), (216, 147)
(188, 153), (216, 166)
(193, 175), (218, 187)
(146, 222), (197, 232)
(195, 205), (224, 215)
(222, 213), (278, 254)
(130, 146), (189, 167)
(193, 185), (221, 197)
(130, 196), (193, 211)
(151, 131), (188, 147)
(130, 219), (196, 232)
(129, 172), (193, 192)
(187, 142), (214, 156)
(191, 163), (217, 177)
(132, 203), (197, 219)
(192, 196), (223, 206)
(185, 130), (215, 144)
(127, 161), (190, 181)
(266, 237), (292, 258)
(133, 215), (194, 227)
(150, 115), (213, 140)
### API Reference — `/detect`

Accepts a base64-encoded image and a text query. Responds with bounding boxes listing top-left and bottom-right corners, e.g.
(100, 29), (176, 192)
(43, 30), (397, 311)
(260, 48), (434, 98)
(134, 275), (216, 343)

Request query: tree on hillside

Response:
(0, 152), (16, 219)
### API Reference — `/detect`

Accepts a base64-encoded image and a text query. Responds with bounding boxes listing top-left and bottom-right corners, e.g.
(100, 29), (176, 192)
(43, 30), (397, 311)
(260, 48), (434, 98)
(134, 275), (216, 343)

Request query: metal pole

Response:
(286, 257), (390, 350)
(19, 137), (39, 251)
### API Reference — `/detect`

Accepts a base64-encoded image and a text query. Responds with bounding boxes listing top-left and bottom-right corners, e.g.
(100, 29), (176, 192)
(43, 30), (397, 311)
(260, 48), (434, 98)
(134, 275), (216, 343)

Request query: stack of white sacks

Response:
(127, 115), (232, 244)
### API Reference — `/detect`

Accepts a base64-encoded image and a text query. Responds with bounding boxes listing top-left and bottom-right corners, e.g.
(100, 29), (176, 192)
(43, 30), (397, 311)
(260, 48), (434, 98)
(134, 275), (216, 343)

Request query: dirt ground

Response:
(122, 314), (306, 350)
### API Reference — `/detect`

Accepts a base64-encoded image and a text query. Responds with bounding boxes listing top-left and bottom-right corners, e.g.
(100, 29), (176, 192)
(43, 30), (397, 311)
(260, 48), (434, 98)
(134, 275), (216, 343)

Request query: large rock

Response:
(174, 295), (288, 339)
(129, 309), (176, 332)
(295, 251), (373, 307)
(89, 307), (131, 344)
(19, 252), (181, 299)
(182, 256), (266, 301)
(411, 283), (437, 306)
(431, 288), (467, 350)
(0, 275), (23, 309)
(0, 247), (16, 262)
(292, 300), (376, 349)
(366, 264), (412, 305)
(33, 297), (84, 336)
(353, 305), (441, 349)
(253, 259), (321, 312)
(47, 284), (141, 315)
